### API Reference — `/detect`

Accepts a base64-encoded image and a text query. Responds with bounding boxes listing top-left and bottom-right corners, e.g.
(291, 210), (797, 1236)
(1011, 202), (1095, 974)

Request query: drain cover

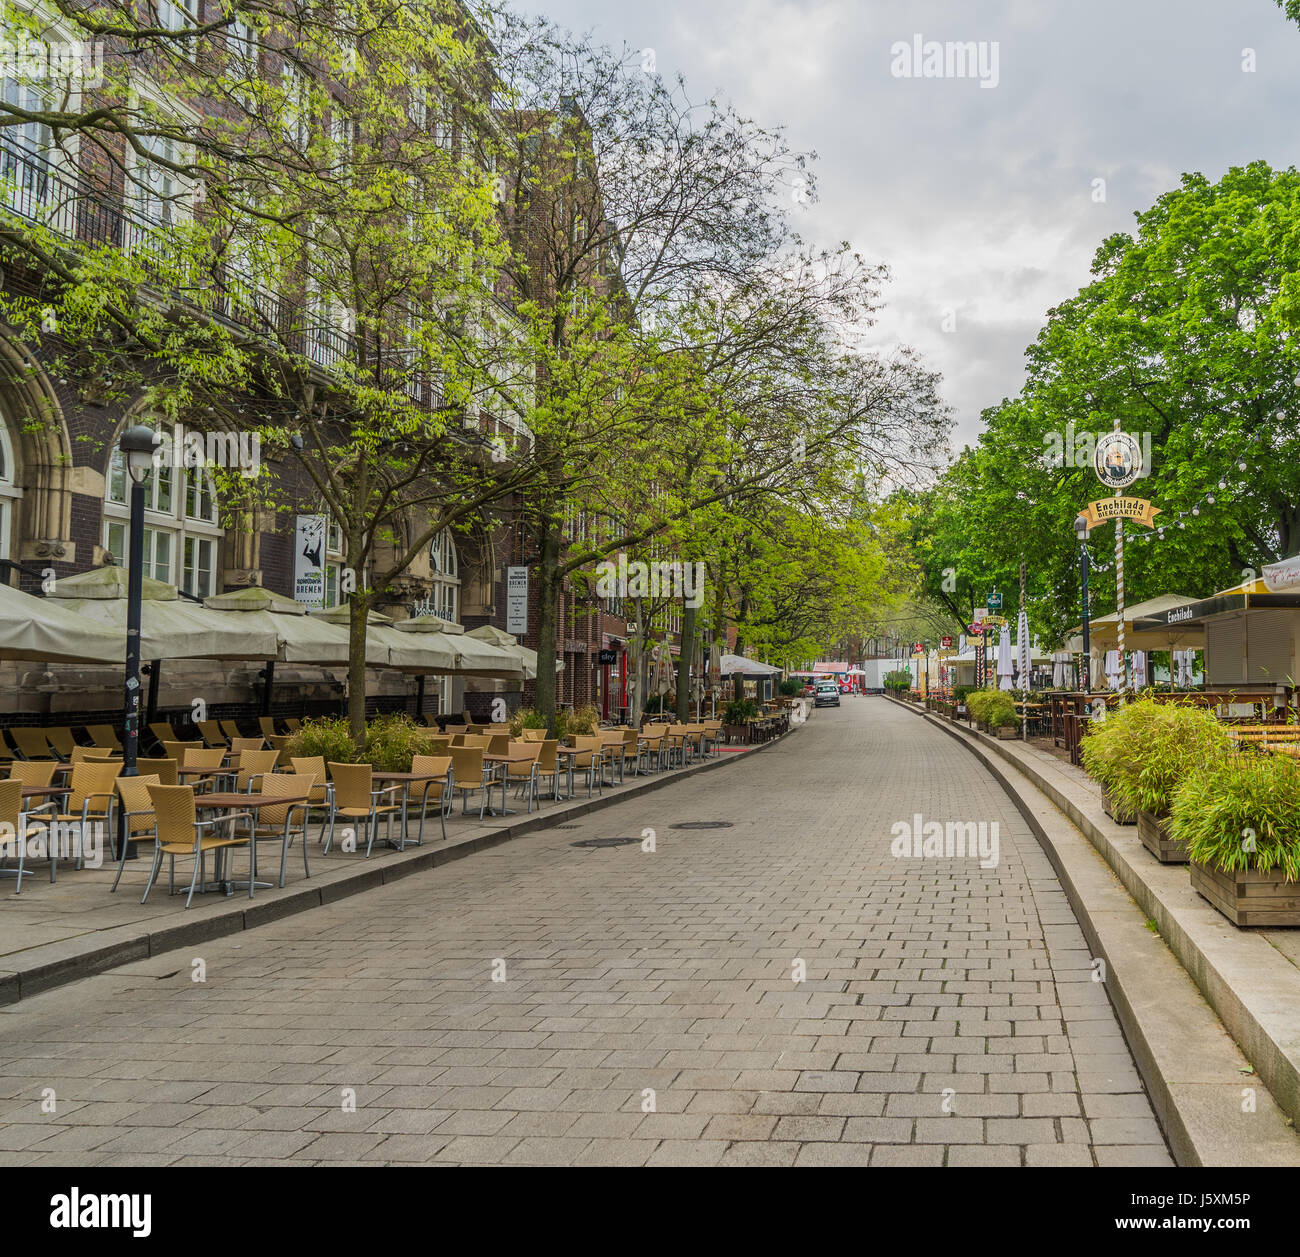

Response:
(570, 837), (640, 848)
(669, 821), (733, 830)
(554, 824), (581, 830)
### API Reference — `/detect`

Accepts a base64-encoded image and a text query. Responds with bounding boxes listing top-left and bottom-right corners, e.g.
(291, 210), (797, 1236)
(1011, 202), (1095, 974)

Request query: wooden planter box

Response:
(1191, 861), (1300, 927)
(1101, 786), (1136, 825)
(1137, 809), (1187, 863)
(723, 723), (749, 744)
(994, 725), (1018, 739)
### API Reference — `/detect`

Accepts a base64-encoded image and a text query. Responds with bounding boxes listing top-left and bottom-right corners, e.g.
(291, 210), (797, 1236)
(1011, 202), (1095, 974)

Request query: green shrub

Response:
(1170, 752), (1300, 880)
(966, 690), (1018, 729)
(286, 716), (358, 765)
(953, 685), (977, 703)
(1082, 698), (1232, 818)
(569, 704), (600, 736)
(883, 670), (912, 692)
(643, 693), (670, 714)
(723, 698), (758, 725)
(779, 678), (802, 696)
(508, 707), (548, 736)
(362, 713), (442, 772)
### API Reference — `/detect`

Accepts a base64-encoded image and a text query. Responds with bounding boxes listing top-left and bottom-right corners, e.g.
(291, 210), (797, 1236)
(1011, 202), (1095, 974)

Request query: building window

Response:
(0, 421), (21, 564)
(155, 0), (196, 34)
(429, 528), (459, 623)
(104, 425), (222, 596)
(323, 519), (345, 607)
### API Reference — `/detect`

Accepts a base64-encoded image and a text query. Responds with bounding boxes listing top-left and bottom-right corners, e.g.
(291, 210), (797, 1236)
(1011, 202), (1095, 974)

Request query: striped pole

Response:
(1113, 416), (1127, 696)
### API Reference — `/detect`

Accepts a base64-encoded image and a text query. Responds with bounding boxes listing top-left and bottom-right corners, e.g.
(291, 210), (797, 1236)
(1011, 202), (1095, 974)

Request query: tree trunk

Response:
(675, 601), (696, 722)
(347, 588), (370, 750)
(534, 520), (562, 736)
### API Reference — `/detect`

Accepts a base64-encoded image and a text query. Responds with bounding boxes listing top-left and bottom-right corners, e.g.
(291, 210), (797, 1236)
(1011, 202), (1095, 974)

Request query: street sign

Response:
(912, 642), (924, 654)
(940, 636), (953, 650)
(1077, 497), (1160, 530)
(987, 591), (1002, 610)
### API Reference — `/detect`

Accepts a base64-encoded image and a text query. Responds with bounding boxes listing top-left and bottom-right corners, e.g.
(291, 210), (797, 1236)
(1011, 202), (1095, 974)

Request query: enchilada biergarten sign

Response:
(1076, 497), (1161, 531)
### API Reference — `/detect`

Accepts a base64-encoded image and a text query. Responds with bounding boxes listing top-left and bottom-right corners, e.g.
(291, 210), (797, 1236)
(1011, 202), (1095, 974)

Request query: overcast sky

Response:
(514, 0), (1300, 452)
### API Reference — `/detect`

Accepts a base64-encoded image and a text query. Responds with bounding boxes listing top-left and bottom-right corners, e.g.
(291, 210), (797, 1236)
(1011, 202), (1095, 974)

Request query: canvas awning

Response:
(0, 581), (124, 665)
(719, 652), (781, 676)
(464, 623), (562, 679)
(309, 605), (459, 672)
(203, 587), (383, 666)
(1264, 556), (1300, 594)
(395, 615), (524, 679)
(1072, 592), (1206, 651)
(47, 565), (279, 660)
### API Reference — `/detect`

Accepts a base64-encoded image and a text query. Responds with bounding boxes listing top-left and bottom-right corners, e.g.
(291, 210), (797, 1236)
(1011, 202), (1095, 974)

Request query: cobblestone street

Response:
(0, 698), (1171, 1166)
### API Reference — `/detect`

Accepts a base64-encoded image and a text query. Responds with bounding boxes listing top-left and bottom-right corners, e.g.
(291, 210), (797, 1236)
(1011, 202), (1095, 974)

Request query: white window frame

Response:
(103, 421), (222, 596)
(429, 528), (459, 624)
(0, 420), (22, 564)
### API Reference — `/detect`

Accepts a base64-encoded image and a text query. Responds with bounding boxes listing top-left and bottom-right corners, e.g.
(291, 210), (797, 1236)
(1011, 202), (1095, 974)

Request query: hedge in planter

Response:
(1082, 698), (1232, 860)
(966, 690), (1018, 734)
(1171, 752), (1300, 926)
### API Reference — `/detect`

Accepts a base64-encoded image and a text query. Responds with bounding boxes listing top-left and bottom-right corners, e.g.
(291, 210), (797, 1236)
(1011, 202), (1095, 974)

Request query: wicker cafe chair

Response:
(47, 759), (123, 876)
(257, 717), (279, 740)
(324, 762), (402, 858)
(409, 754), (453, 842)
(142, 783), (252, 907)
(568, 737), (605, 798)
(283, 718), (303, 733)
(11, 728), (54, 760)
(230, 736), (267, 754)
(0, 777), (58, 893)
(7, 760), (58, 788)
(87, 724), (124, 752)
(44, 726), (78, 758)
(220, 720), (247, 743)
(69, 745), (116, 765)
(504, 741), (543, 813)
(139, 756), (179, 786)
(196, 720), (227, 747)
(289, 755), (335, 839)
(519, 728), (547, 743)
(110, 774), (160, 893)
(243, 771), (314, 888)
(235, 749), (279, 794)
(534, 739), (564, 800)
(447, 746), (494, 820)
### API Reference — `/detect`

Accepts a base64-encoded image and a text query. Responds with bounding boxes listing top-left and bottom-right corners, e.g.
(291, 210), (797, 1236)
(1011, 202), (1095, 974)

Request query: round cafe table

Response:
(194, 790), (309, 894)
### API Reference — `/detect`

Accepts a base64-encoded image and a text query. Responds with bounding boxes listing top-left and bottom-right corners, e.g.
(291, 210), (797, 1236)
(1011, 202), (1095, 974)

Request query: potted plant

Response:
(286, 716), (358, 765)
(1079, 699), (1155, 825)
(363, 713), (442, 771)
(508, 707), (548, 737)
(1171, 752), (1300, 926)
(1087, 699), (1233, 861)
(966, 690), (1018, 737)
(723, 698), (758, 743)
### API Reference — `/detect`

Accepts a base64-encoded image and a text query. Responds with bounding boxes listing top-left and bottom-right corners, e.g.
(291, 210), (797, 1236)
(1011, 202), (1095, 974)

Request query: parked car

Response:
(815, 682), (840, 708)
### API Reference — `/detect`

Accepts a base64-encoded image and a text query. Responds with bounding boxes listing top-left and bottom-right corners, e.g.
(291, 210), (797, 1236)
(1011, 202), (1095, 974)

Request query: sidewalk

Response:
(888, 696), (1300, 1164)
(0, 733), (792, 1005)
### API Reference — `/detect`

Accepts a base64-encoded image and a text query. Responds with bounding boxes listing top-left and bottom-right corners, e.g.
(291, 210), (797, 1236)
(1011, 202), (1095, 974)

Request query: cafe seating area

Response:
(0, 711), (760, 908)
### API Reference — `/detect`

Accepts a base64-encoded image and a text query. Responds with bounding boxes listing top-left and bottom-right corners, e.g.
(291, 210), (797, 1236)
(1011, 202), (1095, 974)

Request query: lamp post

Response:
(1075, 514), (1091, 693)
(118, 425), (158, 862)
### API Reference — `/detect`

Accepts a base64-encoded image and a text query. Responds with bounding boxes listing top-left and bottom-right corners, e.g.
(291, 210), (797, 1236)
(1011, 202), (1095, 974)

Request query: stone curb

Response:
(0, 724), (801, 1005)
(886, 696), (1300, 1167)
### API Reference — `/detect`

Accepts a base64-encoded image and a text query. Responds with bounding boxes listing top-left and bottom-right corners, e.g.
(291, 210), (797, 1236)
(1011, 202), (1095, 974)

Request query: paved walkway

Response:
(0, 698), (1171, 1166)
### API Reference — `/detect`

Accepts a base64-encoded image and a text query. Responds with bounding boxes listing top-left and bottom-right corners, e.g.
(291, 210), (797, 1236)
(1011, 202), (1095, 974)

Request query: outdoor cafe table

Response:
(20, 785), (71, 801)
(193, 790), (310, 895)
(482, 752), (538, 816)
(178, 766), (235, 792)
(554, 745), (586, 798)
(371, 770), (449, 847)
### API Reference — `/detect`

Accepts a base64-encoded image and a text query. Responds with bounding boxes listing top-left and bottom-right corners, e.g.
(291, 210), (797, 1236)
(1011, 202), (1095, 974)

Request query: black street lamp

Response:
(118, 425), (158, 862)
(1075, 514), (1091, 693)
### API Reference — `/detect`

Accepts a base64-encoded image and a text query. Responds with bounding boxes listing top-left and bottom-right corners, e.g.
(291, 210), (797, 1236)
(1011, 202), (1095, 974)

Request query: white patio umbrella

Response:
(309, 604), (458, 672)
(465, 623), (563, 680)
(997, 626), (1014, 691)
(1132, 650), (1148, 688)
(394, 616), (523, 679)
(0, 580), (124, 665)
(1016, 609), (1030, 689)
(47, 565), (279, 660)
(1104, 650), (1122, 690)
(1051, 652), (1069, 688)
(204, 587), (380, 665)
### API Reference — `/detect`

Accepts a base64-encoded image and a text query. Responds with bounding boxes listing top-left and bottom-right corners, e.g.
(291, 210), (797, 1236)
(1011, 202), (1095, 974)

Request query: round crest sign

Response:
(1094, 431), (1142, 489)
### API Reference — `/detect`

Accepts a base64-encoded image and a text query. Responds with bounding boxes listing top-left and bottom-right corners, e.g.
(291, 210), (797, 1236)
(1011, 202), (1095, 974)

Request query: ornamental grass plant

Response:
(1083, 697), (1233, 819)
(1170, 751), (1300, 881)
